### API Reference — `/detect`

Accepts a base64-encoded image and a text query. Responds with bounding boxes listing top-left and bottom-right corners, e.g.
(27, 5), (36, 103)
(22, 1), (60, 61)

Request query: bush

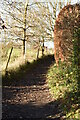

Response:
(47, 28), (80, 119)
(54, 4), (80, 65)
(47, 61), (80, 119)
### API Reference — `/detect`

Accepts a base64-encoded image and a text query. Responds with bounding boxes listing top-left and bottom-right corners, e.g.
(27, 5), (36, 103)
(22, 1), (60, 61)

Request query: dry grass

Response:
(1, 45), (53, 75)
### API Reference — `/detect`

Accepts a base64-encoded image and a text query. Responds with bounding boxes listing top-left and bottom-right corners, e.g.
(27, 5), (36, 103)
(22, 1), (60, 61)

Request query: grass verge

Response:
(2, 55), (53, 86)
(47, 62), (80, 119)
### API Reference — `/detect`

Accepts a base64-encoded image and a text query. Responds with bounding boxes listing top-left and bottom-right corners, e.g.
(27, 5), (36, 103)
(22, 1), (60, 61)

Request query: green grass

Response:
(47, 62), (80, 119)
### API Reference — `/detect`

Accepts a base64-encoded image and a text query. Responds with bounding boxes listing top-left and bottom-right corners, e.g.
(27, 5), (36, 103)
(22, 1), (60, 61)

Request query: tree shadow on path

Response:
(3, 55), (54, 86)
(2, 100), (63, 119)
(2, 55), (63, 119)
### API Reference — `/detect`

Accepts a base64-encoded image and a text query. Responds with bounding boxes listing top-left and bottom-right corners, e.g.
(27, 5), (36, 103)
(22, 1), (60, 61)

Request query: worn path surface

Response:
(2, 55), (62, 119)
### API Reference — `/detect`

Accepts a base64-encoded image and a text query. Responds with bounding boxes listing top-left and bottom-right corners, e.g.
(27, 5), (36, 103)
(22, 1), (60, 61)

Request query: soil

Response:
(2, 55), (63, 119)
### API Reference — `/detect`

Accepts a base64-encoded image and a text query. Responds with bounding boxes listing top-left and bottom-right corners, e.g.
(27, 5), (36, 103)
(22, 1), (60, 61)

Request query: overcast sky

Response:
(0, 0), (79, 43)
(0, 0), (79, 12)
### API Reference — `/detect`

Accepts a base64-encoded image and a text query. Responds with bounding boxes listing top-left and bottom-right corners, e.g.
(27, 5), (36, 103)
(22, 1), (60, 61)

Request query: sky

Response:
(40, 41), (54, 48)
(44, 41), (54, 49)
(28, 0), (79, 3)
(0, 0), (79, 4)
(0, 0), (79, 16)
(0, 0), (79, 43)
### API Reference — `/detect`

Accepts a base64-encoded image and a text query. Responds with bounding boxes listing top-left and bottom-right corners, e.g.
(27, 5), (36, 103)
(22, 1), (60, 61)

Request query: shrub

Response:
(47, 28), (80, 119)
(47, 61), (80, 119)
(54, 4), (80, 65)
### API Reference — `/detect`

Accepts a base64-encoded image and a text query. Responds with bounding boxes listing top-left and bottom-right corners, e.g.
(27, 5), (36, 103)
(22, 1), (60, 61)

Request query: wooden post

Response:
(42, 38), (44, 56)
(5, 47), (13, 72)
(37, 48), (40, 59)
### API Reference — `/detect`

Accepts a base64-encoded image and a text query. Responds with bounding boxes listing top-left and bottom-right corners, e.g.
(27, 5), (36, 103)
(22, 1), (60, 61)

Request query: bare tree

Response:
(1, 0), (31, 58)
(1, 0), (72, 59)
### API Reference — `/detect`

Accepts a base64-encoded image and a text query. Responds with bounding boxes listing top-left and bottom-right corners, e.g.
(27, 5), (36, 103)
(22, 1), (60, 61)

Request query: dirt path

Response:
(2, 55), (62, 119)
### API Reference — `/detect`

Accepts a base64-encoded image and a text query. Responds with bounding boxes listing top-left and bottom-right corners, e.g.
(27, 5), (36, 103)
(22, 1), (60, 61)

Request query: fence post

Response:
(5, 47), (13, 73)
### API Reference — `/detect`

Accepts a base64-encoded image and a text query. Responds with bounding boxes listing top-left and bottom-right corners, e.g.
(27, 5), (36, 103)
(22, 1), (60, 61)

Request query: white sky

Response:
(25, 0), (79, 4)
(0, 0), (79, 43)
(0, 0), (79, 12)
(71, 0), (79, 4)
(0, 0), (79, 3)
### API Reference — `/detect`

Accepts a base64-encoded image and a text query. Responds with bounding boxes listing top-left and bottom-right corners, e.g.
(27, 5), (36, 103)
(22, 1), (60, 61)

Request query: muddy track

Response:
(2, 55), (62, 119)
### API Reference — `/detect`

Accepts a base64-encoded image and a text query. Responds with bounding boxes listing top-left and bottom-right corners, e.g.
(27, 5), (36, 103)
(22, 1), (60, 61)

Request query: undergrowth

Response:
(47, 62), (80, 119)
(47, 28), (80, 119)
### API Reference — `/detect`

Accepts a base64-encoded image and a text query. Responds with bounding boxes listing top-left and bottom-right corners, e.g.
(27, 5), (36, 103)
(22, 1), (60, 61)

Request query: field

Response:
(1, 42), (53, 74)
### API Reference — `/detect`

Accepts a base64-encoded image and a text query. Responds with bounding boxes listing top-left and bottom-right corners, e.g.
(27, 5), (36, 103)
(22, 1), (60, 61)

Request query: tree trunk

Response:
(23, 2), (28, 59)
(23, 38), (25, 56)
(42, 38), (44, 56)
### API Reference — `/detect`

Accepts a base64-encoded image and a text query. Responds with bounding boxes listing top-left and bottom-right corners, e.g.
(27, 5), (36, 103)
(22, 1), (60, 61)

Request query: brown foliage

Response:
(54, 4), (80, 65)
